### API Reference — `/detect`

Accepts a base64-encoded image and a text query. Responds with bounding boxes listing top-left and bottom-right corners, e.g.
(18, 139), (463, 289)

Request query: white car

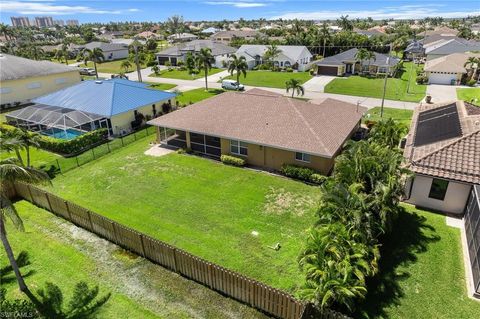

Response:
(79, 67), (96, 76)
(221, 80), (244, 91)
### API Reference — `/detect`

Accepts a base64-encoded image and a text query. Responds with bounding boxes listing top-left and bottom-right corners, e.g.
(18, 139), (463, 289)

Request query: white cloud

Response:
(0, 1), (140, 15)
(204, 1), (267, 8)
(270, 5), (478, 20)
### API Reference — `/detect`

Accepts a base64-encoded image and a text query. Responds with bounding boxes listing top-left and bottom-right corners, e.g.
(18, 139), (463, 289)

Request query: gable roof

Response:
(236, 45), (312, 62)
(31, 79), (176, 118)
(0, 54), (78, 81)
(404, 101), (480, 184)
(424, 52), (480, 73)
(83, 41), (129, 52)
(316, 48), (400, 67)
(426, 39), (480, 55)
(147, 89), (365, 158)
(156, 40), (236, 57)
(211, 30), (264, 39)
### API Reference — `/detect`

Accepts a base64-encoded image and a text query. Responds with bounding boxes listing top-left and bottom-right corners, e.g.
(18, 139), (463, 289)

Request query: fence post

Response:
(75, 156), (80, 167)
(64, 201), (73, 221)
(139, 234), (146, 257)
(111, 221), (119, 244)
(86, 210), (94, 231)
(172, 248), (179, 273)
(44, 191), (53, 212)
(56, 159), (62, 173)
(27, 184), (34, 203)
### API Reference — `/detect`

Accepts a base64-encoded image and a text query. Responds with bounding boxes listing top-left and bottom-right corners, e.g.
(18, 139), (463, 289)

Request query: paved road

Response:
(101, 67), (419, 110)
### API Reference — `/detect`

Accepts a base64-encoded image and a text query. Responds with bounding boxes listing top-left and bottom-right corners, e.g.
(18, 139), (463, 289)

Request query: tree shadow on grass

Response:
(354, 207), (441, 318)
(1, 251), (35, 285)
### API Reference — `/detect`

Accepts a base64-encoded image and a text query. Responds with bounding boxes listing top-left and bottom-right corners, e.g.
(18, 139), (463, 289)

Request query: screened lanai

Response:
(5, 104), (108, 139)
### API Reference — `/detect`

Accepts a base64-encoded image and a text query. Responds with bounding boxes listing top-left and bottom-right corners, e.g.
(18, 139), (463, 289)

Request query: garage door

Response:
(428, 72), (457, 85)
(317, 65), (338, 76)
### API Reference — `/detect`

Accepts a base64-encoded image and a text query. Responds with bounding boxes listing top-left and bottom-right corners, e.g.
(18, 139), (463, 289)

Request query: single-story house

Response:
(6, 79), (176, 137)
(403, 100), (480, 215)
(315, 48), (400, 76)
(156, 40), (236, 68)
(167, 33), (198, 43)
(424, 26), (458, 37)
(211, 30), (265, 44)
(136, 31), (162, 40)
(80, 42), (129, 61)
(111, 38), (146, 46)
(147, 89), (365, 174)
(424, 52), (480, 85)
(425, 39), (480, 61)
(0, 54), (81, 106)
(201, 27), (221, 34)
(235, 45), (313, 71)
(404, 41), (424, 60)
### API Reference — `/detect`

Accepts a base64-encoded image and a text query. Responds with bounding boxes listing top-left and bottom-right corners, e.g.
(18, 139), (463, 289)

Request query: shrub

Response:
(220, 154), (246, 167)
(467, 79), (477, 87)
(280, 164), (324, 183)
(286, 67), (293, 72)
(416, 74), (428, 84)
(258, 64), (270, 70)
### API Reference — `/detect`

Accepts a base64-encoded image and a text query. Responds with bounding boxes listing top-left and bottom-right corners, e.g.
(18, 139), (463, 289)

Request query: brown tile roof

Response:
(404, 100), (480, 184)
(148, 89), (365, 158)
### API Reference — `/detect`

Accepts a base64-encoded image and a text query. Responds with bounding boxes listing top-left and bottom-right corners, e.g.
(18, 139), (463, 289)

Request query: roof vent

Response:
(95, 80), (102, 84)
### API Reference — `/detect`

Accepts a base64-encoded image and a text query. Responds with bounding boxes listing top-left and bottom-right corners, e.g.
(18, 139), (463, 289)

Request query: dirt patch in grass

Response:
(263, 187), (318, 216)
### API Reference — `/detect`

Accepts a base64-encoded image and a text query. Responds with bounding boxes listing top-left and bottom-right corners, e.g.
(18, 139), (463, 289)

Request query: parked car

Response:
(221, 80), (244, 91)
(79, 68), (96, 76)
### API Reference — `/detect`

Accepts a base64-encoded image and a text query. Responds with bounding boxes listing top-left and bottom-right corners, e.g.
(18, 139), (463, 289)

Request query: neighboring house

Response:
(111, 38), (146, 46)
(167, 33), (198, 42)
(315, 48), (400, 76)
(201, 27), (221, 34)
(8, 79), (176, 136)
(425, 39), (480, 61)
(156, 40), (236, 68)
(147, 89), (365, 174)
(211, 30), (265, 44)
(136, 31), (162, 40)
(403, 100), (480, 214)
(0, 54), (80, 106)
(424, 26), (458, 37)
(81, 42), (129, 61)
(424, 52), (480, 85)
(235, 45), (313, 71)
(354, 28), (385, 37)
(404, 41), (424, 60)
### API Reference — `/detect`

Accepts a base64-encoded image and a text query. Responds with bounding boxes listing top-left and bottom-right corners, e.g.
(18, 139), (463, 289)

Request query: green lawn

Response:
(325, 62), (426, 102)
(176, 88), (225, 105)
(0, 201), (265, 318)
(146, 82), (177, 91)
(80, 59), (146, 74)
(43, 137), (321, 293)
(365, 107), (414, 127)
(0, 147), (59, 168)
(457, 87), (480, 106)
(223, 70), (313, 89)
(151, 68), (223, 80)
(356, 204), (480, 318)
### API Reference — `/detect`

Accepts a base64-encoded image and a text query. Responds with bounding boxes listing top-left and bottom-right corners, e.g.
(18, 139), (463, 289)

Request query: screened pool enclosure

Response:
(5, 104), (110, 140)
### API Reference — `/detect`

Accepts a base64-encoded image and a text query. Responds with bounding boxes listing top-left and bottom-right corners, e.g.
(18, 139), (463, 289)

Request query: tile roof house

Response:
(148, 89), (365, 174)
(156, 40), (236, 68)
(424, 52), (480, 85)
(211, 30), (265, 44)
(404, 100), (480, 214)
(20, 79), (176, 136)
(0, 53), (80, 105)
(315, 48), (400, 76)
(235, 45), (313, 71)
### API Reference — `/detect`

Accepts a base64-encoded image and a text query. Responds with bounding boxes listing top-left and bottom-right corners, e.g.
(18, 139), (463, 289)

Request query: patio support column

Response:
(185, 131), (191, 149)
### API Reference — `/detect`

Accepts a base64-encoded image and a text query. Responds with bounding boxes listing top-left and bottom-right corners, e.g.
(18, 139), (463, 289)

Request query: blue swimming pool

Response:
(41, 128), (84, 140)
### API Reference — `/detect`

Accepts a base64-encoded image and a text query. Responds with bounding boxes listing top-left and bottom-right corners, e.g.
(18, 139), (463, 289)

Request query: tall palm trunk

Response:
(26, 145), (30, 167)
(236, 70), (240, 85)
(14, 149), (24, 166)
(204, 64), (208, 91)
(0, 218), (38, 305)
(93, 61), (99, 80)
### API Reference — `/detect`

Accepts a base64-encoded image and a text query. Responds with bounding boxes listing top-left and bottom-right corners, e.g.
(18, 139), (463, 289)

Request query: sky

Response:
(1, 0), (479, 24)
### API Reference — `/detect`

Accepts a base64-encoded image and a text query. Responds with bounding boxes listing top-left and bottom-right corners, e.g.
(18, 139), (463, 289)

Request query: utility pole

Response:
(380, 43), (392, 118)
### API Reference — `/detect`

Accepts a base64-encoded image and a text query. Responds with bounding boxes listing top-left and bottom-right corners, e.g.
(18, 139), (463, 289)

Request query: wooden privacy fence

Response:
(14, 182), (314, 319)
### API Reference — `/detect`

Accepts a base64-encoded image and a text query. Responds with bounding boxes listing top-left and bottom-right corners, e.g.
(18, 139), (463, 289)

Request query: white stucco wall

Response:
(406, 175), (472, 214)
(103, 49), (129, 61)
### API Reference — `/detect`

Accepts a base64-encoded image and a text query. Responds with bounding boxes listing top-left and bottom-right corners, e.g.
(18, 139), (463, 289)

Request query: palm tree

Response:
(0, 158), (50, 306)
(130, 39), (144, 82)
(263, 44), (282, 68)
(167, 15), (185, 38)
(151, 64), (161, 76)
(464, 56), (480, 81)
(185, 52), (197, 76)
(82, 47), (104, 80)
(54, 44), (69, 65)
(195, 48), (214, 91)
(29, 45), (44, 61)
(355, 48), (376, 74)
(227, 54), (248, 87)
(337, 15), (353, 31)
(285, 78), (305, 97)
(0, 135), (25, 166)
(120, 60), (132, 73)
(10, 129), (41, 168)
(319, 22), (331, 58)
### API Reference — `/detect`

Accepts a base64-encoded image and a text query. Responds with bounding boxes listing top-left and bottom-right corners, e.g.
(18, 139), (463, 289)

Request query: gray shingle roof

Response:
(156, 40), (236, 57)
(316, 48), (400, 67)
(426, 39), (480, 55)
(0, 53), (78, 81)
(84, 41), (129, 52)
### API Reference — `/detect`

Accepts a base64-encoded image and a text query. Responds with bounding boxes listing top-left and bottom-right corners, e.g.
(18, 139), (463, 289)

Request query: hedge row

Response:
(0, 124), (108, 155)
(280, 164), (326, 185)
(220, 154), (246, 167)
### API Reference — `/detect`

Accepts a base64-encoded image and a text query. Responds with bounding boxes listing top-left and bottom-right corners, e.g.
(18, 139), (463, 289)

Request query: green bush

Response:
(220, 154), (246, 167)
(467, 79), (477, 87)
(286, 67), (294, 72)
(416, 74), (428, 84)
(280, 164), (324, 184)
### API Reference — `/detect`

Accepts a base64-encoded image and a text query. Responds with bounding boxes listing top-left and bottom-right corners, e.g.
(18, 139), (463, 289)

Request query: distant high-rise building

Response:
(66, 20), (80, 26)
(54, 19), (65, 26)
(10, 16), (30, 27)
(35, 16), (54, 28)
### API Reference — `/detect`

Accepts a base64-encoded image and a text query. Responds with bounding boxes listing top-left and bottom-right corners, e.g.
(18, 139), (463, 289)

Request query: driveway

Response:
(302, 76), (336, 93)
(426, 84), (459, 103)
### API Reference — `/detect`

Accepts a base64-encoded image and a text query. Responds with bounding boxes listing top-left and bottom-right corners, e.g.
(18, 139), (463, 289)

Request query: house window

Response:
(295, 152), (311, 163)
(55, 78), (67, 84)
(230, 140), (248, 156)
(0, 87), (12, 94)
(362, 64), (369, 72)
(378, 67), (388, 73)
(26, 82), (41, 89)
(428, 178), (449, 200)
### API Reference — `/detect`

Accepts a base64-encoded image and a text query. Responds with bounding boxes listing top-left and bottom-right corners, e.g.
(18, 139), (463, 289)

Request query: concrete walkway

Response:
(302, 75), (337, 93)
